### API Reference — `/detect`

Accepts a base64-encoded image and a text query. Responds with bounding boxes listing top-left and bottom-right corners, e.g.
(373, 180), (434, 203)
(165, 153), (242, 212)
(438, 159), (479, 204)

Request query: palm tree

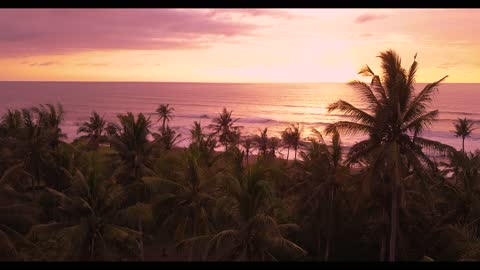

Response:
(77, 111), (106, 150)
(26, 161), (144, 261)
(291, 128), (345, 260)
(254, 128), (269, 158)
(31, 103), (66, 149)
(153, 126), (182, 151)
(177, 162), (307, 261)
(452, 118), (475, 153)
(241, 136), (254, 165)
(441, 150), (480, 223)
(188, 121), (219, 168)
(0, 109), (24, 137)
(0, 180), (42, 260)
(268, 137), (281, 159)
(208, 108), (241, 152)
(108, 112), (155, 185)
(190, 121), (204, 145)
(281, 129), (292, 160)
(156, 104), (174, 132)
(284, 124), (302, 161)
(149, 148), (217, 242)
(326, 50), (453, 261)
(1, 108), (63, 199)
(105, 122), (120, 137)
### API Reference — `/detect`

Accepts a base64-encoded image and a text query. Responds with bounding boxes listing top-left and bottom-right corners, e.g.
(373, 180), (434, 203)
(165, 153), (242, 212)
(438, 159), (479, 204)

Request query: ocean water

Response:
(0, 81), (479, 153)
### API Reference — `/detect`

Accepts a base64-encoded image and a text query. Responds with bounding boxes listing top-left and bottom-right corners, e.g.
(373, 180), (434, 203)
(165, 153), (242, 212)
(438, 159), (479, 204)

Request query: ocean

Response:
(0, 81), (479, 153)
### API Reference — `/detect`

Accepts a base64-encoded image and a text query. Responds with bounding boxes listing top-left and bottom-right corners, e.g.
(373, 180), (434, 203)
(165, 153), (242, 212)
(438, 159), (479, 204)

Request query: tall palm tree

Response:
(77, 111), (106, 150)
(452, 118), (475, 153)
(281, 129), (292, 160)
(208, 108), (241, 152)
(108, 112), (155, 185)
(268, 137), (281, 159)
(156, 104), (174, 132)
(188, 121), (218, 168)
(240, 136), (254, 166)
(31, 103), (66, 149)
(1, 108), (62, 199)
(254, 128), (269, 158)
(291, 128), (345, 260)
(326, 50), (453, 261)
(190, 121), (204, 145)
(284, 124), (302, 161)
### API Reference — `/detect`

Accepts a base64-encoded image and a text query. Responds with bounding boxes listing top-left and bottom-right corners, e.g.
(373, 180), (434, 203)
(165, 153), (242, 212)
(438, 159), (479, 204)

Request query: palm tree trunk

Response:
(316, 230), (322, 259)
(462, 136), (465, 153)
(286, 147), (290, 161)
(294, 146), (297, 161)
(379, 205), (387, 261)
(324, 186), (335, 261)
(389, 144), (400, 262)
(139, 218), (144, 261)
(162, 118), (166, 132)
(90, 236), (95, 260)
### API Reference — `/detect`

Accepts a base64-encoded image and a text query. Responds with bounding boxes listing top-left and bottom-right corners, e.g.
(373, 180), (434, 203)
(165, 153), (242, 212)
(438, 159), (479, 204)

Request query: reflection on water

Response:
(0, 81), (479, 152)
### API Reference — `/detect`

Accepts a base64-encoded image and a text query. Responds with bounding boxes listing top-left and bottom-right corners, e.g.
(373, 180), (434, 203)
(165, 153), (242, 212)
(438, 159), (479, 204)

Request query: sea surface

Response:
(0, 81), (479, 153)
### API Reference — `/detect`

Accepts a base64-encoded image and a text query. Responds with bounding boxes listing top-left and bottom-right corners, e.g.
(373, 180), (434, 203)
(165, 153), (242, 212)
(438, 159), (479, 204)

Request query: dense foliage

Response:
(1, 50), (479, 261)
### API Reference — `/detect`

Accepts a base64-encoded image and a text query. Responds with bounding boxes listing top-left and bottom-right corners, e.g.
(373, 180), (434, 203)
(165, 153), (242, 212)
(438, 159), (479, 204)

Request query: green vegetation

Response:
(1, 50), (479, 261)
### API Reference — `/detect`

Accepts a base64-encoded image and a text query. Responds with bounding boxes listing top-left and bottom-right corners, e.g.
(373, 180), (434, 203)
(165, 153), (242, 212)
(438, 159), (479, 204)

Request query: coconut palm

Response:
(156, 104), (174, 132)
(1, 109), (60, 199)
(441, 150), (480, 223)
(26, 158), (144, 261)
(31, 103), (66, 149)
(188, 121), (218, 168)
(291, 128), (345, 260)
(284, 124), (302, 161)
(190, 121), (204, 145)
(108, 112), (155, 185)
(0, 109), (24, 137)
(177, 162), (307, 261)
(153, 126), (182, 151)
(208, 108), (241, 152)
(326, 50), (454, 261)
(149, 148), (217, 243)
(452, 118), (475, 153)
(105, 122), (120, 137)
(0, 182), (42, 261)
(268, 137), (281, 159)
(254, 128), (269, 158)
(281, 129), (292, 160)
(241, 136), (254, 165)
(77, 111), (106, 150)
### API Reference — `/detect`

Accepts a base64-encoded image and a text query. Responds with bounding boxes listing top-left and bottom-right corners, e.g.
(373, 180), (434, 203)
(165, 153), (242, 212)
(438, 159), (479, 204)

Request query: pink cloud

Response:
(355, 13), (388, 24)
(0, 9), (289, 57)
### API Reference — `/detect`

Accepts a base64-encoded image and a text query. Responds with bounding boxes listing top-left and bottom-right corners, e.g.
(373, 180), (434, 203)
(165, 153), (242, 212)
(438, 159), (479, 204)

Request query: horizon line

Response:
(1, 80), (479, 84)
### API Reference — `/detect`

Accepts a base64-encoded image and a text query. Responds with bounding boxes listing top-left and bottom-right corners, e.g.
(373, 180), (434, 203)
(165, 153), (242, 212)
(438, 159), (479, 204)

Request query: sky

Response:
(1, 8), (480, 83)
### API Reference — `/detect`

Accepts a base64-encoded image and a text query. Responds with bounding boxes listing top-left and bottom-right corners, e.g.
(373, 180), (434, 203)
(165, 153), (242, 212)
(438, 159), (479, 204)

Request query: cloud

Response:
(23, 60), (62, 67)
(0, 9), (289, 57)
(437, 61), (460, 69)
(76, 62), (110, 67)
(354, 13), (388, 24)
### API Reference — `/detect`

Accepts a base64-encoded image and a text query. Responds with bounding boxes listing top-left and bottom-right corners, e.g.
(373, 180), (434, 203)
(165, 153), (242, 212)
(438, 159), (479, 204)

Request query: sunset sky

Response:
(1, 9), (480, 83)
